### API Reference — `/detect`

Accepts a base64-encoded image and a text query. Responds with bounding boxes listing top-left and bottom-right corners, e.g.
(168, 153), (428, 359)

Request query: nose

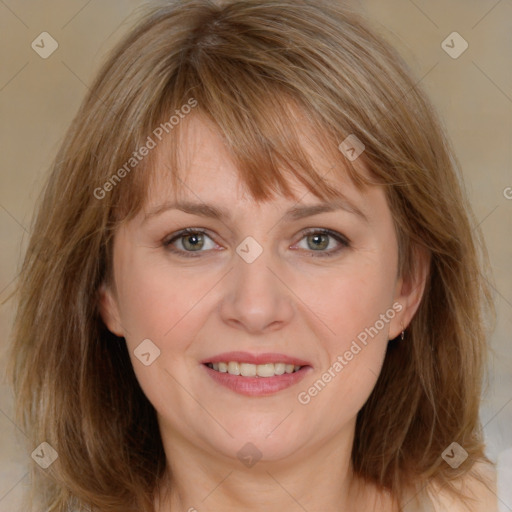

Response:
(218, 244), (295, 334)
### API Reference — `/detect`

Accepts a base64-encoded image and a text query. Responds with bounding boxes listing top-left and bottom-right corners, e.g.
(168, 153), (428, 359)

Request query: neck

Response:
(154, 418), (395, 512)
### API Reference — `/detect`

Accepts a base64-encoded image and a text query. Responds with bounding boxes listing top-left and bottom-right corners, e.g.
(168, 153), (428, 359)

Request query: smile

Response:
(202, 363), (311, 397)
(205, 361), (302, 377)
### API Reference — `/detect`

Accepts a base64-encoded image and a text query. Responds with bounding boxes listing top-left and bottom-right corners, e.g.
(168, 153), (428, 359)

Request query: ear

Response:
(389, 245), (431, 340)
(98, 281), (125, 337)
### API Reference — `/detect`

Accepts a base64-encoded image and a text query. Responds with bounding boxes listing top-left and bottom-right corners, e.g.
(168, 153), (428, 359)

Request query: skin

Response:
(99, 113), (430, 512)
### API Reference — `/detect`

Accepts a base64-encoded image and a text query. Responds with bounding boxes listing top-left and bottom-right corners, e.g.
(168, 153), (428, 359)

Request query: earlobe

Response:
(98, 281), (125, 337)
(390, 246), (431, 340)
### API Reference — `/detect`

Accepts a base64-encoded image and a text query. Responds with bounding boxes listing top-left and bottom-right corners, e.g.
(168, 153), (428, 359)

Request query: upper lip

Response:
(201, 351), (312, 367)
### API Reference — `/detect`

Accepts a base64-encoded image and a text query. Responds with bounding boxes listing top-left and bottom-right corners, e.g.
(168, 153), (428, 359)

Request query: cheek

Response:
(112, 257), (213, 415)
(293, 257), (396, 420)
(300, 256), (397, 351)
(115, 254), (207, 343)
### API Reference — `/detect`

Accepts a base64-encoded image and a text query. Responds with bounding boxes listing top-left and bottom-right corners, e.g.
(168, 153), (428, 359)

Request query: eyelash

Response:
(163, 227), (350, 258)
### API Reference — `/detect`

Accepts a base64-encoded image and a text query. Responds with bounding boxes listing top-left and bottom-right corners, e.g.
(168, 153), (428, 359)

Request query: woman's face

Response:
(100, 113), (424, 466)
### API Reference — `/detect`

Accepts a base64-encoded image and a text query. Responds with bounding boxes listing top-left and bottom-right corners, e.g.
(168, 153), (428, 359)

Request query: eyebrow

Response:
(143, 196), (369, 224)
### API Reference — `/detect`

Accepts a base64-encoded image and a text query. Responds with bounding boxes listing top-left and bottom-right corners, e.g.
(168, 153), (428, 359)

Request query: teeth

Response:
(274, 363), (285, 375)
(207, 362), (302, 377)
(257, 363), (276, 377)
(240, 363), (257, 377)
(228, 361), (240, 375)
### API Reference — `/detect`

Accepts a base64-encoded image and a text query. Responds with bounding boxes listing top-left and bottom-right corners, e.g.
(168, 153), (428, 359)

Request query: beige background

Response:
(1, 1), (511, 510)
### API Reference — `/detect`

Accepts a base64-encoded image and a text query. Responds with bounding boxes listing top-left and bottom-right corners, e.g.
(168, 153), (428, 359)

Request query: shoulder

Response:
(426, 461), (498, 512)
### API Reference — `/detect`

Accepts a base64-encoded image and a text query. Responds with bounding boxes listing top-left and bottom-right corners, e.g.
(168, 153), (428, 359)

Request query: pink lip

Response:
(201, 351), (311, 367)
(202, 364), (312, 397)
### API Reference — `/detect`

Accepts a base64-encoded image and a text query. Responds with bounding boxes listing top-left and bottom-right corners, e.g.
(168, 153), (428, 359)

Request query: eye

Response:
(293, 228), (350, 257)
(163, 227), (350, 258)
(163, 228), (219, 257)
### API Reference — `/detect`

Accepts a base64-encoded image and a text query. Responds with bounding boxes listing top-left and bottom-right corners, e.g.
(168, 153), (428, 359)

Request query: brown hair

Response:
(7, 0), (494, 510)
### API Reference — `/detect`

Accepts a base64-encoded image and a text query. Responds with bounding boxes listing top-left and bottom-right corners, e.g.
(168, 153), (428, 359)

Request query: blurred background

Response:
(0, 0), (511, 510)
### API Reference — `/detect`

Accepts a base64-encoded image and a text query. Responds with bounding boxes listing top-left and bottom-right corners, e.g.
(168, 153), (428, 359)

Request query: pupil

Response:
(309, 234), (328, 250)
(184, 233), (203, 251)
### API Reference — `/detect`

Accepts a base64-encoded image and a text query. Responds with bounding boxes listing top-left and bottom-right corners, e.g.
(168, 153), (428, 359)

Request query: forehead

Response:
(143, 112), (371, 212)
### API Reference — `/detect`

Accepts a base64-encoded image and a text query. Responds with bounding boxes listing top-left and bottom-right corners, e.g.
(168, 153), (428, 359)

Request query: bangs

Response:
(112, 43), (375, 224)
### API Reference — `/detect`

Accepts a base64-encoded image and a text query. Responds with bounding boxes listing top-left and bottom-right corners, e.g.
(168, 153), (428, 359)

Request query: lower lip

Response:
(203, 364), (312, 396)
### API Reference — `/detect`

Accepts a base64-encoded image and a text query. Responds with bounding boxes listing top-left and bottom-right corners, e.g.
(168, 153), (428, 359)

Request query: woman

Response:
(7, 0), (497, 510)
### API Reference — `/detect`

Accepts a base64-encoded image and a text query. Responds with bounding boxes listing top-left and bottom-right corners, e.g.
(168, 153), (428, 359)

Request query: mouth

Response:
(201, 352), (312, 396)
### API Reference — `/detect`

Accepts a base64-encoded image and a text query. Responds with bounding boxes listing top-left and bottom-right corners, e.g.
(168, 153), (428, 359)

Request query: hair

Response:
(6, 0), (495, 511)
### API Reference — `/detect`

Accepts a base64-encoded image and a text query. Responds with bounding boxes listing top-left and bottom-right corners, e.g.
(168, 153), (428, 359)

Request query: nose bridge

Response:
(219, 236), (294, 333)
